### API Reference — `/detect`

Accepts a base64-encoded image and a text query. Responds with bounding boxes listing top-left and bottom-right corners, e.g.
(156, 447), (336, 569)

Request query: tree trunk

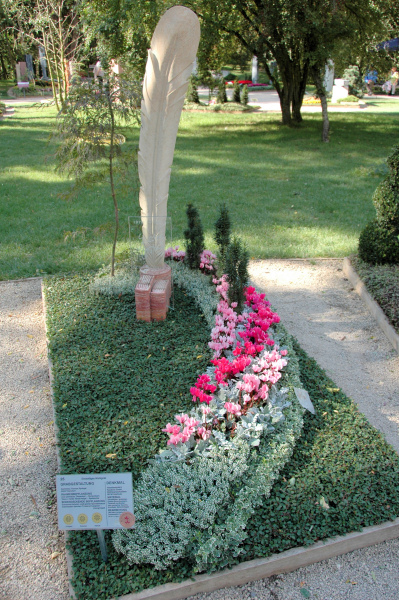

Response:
(108, 89), (118, 277)
(291, 55), (309, 123)
(263, 57), (292, 125)
(43, 34), (60, 111)
(0, 51), (7, 79)
(312, 65), (330, 143)
(279, 89), (292, 125)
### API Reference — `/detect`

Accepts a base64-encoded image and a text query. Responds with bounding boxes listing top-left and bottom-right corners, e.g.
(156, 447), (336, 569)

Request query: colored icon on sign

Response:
(77, 513), (88, 525)
(119, 512), (135, 529)
(92, 512), (103, 524)
(63, 514), (74, 525)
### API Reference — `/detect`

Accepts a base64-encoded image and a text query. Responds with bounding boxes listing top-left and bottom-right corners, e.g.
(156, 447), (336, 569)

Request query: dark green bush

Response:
(358, 219), (399, 265)
(186, 75), (200, 103)
(216, 80), (227, 104)
(224, 236), (249, 311)
(241, 84), (249, 106)
(342, 65), (364, 98)
(372, 180), (399, 230)
(233, 81), (241, 103)
(358, 145), (399, 264)
(387, 145), (399, 190)
(184, 203), (205, 269)
(214, 203), (231, 270)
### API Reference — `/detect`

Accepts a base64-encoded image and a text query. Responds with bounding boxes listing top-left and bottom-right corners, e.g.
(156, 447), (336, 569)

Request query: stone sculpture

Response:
(135, 6), (200, 321)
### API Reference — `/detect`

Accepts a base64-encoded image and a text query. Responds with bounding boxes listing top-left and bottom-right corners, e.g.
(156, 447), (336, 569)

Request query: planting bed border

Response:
(343, 257), (399, 353)
(115, 518), (399, 600)
(41, 279), (399, 600)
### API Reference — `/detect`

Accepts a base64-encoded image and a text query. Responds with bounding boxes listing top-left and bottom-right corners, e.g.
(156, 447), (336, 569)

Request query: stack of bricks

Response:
(135, 265), (171, 322)
(135, 274), (153, 322)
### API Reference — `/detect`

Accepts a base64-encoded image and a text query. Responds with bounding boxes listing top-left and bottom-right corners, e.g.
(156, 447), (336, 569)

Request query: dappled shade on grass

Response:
(1, 106), (399, 279)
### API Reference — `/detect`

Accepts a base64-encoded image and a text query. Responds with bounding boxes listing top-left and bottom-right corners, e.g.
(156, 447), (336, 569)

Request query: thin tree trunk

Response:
(312, 65), (330, 142)
(108, 90), (118, 277)
(43, 33), (60, 111)
(57, 4), (67, 108)
(0, 51), (7, 79)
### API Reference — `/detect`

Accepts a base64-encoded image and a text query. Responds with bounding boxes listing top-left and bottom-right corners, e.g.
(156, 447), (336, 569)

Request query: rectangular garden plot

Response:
(43, 275), (399, 600)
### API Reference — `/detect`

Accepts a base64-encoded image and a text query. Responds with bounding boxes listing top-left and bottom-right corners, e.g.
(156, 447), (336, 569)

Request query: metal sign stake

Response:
(97, 529), (108, 562)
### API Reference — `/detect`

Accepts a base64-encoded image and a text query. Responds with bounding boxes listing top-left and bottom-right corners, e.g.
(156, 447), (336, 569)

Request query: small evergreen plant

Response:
(342, 65), (365, 98)
(224, 236), (249, 311)
(214, 203), (231, 271)
(186, 75), (200, 103)
(184, 204), (205, 269)
(358, 145), (399, 264)
(233, 81), (241, 103)
(216, 79), (227, 104)
(241, 84), (249, 106)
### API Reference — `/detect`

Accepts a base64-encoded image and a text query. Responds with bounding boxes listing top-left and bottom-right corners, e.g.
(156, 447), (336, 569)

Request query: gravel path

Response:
(0, 278), (68, 600)
(1, 261), (398, 600)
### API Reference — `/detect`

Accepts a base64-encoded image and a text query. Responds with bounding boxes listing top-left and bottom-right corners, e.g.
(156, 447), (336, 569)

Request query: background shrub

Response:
(358, 219), (399, 264)
(186, 75), (200, 104)
(241, 84), (249, 106)
(358, 145), (399, 264)
(342, 65), (365, 98)
(224, 236), (249, 311)
(217, 80), (227, 104)
(214, 203), (231, 271)
(233, 81), (241, 103)
(184, 203), (205, 269)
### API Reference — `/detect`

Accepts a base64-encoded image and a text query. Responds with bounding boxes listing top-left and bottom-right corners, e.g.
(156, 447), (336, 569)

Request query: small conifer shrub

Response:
(214, 203), (231, 272)
(217, 79), (227, 104)
(186, 75), (200, 103)
(184, 204), (205, 269)
(241, 84), (249, 106)
(224, 236), (249, 311)
(233, 81), (241, 103)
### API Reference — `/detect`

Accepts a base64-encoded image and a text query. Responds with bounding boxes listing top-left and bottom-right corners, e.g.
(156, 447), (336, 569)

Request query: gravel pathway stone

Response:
(1, 261), (398, 600)
(0, 278), (68, 600)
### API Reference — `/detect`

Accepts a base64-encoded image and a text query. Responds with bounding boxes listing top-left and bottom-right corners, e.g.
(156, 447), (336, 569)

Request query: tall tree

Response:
(186, 0), (380, 125)
(77, 0), (398, 125)
(3, 0), (82, 110)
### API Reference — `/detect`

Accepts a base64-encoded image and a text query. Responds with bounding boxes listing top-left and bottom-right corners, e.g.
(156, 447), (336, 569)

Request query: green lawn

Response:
(0, 79), (14, 99)
(1, 104), (399, 279)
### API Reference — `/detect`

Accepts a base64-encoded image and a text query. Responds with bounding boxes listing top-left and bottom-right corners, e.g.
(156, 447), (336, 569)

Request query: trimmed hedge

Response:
(352, 258), (399, 333)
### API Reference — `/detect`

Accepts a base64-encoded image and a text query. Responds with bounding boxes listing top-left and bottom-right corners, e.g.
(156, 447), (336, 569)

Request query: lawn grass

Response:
(43, 273), (399, 600)
(1, 104), (399, 279)
(0, 79), (14, 99)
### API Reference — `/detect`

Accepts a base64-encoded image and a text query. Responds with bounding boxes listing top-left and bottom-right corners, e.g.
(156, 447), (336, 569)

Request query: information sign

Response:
(56, 473), (134, 531)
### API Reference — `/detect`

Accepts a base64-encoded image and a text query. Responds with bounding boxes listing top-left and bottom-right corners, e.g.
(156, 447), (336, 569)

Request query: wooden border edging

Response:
(40, 277), (399, 600)
(118, 518), (399, 600)
(343, 257), (399, 353)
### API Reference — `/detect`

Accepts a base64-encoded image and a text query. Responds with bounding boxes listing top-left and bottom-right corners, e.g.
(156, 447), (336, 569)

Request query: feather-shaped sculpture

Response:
(138, 7), (201, 268)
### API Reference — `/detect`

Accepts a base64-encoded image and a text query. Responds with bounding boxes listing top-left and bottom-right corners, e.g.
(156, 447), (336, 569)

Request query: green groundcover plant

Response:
(352, 258), (399, 333)
(44, 267), (399, 600)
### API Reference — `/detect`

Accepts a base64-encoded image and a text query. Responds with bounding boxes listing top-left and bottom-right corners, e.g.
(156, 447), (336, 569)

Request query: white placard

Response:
(56, 473), (134, 530)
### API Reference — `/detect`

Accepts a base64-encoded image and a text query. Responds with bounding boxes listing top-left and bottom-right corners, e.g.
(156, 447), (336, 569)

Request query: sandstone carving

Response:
(135, 6), (200, 321)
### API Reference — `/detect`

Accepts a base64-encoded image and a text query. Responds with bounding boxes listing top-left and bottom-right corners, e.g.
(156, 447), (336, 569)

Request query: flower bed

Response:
(44, 267), (399, 600)
(113, 270), (305, 573)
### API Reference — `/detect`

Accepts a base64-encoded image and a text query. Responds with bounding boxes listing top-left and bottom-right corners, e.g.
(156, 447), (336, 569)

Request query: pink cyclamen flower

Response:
(224, 402), (241, 416)
(175, 413), (189, 425)
(162, 423), (181, 435)
(196, 426), (211, 440)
